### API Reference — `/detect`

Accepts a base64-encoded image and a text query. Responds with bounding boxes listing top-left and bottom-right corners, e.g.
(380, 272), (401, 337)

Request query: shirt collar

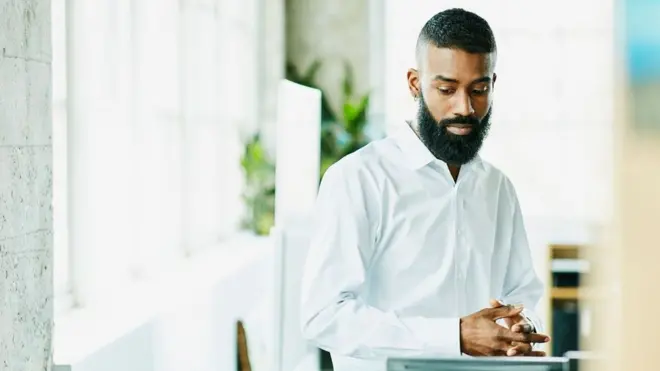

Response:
(392, 122), (485, 172)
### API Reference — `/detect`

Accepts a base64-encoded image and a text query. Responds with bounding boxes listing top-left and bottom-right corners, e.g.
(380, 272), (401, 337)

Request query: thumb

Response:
(487, 304), (524, 320)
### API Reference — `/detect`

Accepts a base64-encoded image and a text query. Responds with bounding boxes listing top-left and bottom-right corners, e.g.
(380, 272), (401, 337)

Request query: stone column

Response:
(0, 0), (53, 369)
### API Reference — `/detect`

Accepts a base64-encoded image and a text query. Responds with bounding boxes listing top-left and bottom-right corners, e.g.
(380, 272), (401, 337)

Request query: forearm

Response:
(301, 296), (461, 359)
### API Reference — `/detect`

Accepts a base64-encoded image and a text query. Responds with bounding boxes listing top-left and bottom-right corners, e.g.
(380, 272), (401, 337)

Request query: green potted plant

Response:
(240, 60), (373, 236)
(286, 60), (372, 178)
(240, 133), (275, 236)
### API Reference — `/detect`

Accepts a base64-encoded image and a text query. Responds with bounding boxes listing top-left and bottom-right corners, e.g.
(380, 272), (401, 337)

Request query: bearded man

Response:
(300, 8), (551, 371)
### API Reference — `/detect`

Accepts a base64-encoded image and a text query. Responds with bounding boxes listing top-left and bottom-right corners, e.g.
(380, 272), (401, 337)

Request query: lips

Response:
(446, 124), (474, 135)
(446, 124), (472, 128)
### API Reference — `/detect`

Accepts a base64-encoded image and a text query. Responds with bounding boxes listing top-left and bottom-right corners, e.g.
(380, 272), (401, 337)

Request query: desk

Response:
(387, 356), (569, 370)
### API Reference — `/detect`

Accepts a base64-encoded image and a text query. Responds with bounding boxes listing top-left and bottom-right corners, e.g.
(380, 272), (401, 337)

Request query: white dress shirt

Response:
(300, 124), (544, 371)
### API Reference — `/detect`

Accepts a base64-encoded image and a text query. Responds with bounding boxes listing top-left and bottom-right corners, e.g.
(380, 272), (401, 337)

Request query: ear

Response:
(407, 68), (421, 98)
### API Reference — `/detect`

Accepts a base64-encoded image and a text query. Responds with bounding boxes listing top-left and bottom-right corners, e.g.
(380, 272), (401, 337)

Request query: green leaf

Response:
(303, 60), (322, 83)
(320, 126), (339, 157)
(285, 62), (301, 82)
(342, 61), (354, 99)
(239, 133), (276, 235)
(320, 94), (337, 123)
(343, 94), (370, 135)
(286, 60), (322, 88)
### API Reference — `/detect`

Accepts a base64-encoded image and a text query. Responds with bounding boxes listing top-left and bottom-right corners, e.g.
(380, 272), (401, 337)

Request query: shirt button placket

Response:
(456, 193), (468, 314)
(453, 192), (461, 314)
(453, 192), (463, 313)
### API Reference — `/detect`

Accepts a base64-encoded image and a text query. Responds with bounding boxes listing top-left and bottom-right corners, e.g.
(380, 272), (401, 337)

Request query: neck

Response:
(448, 165), (460, 181)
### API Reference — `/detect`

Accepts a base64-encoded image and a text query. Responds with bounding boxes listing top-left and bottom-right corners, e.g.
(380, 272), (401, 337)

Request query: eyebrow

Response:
(432, 75), (492, 85)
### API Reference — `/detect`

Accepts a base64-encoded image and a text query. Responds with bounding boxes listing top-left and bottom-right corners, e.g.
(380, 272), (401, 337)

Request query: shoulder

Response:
(479, 159), (520, 202)
(318, 140), (398, 221)
(321, 138), (395, 190)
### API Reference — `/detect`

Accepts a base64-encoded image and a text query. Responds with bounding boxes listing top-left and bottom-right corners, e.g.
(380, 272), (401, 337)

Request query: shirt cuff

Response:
(401, 317), (461, 356)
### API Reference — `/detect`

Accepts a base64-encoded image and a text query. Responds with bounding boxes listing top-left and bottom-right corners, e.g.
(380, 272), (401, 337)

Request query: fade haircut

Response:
(415, 8), (497, 66)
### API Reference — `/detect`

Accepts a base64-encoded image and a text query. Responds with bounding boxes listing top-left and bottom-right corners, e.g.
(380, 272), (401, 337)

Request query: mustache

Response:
(439, 115), (480, 127)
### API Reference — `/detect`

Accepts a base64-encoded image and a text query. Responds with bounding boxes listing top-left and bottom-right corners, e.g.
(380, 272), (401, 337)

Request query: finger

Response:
(493, 344), (511, 356)
(506, 342), (532, 357)
(497, 327), (549, 343)
(488, 304), (524, 320)
(504, 314), (526, 329)
(492, 339), (514, 356)
(512, 322), (534, 333)
(489, 299), (504, 308)
(505, 331), (551, 344)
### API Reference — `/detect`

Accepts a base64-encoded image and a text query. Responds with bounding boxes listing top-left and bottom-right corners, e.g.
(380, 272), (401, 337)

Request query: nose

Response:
(452, 90), (475, 117)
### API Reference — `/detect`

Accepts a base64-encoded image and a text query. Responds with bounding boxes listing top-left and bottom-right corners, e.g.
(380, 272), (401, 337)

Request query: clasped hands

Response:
(459, 299), (550, 357)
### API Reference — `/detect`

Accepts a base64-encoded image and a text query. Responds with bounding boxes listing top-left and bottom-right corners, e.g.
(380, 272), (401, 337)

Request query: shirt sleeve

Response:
(500, 183), (546, 345)
(300, 162), (461, 359)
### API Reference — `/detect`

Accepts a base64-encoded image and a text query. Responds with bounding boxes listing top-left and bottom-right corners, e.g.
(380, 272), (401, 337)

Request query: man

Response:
(300, 8), (550, 371)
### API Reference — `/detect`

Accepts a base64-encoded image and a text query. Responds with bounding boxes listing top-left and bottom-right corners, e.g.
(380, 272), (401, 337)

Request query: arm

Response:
(300, 163), (461, 359)
(500, 187), (545, 334)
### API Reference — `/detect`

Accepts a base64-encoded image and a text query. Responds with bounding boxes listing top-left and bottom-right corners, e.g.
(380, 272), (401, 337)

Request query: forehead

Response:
(422, 46), (495, 81)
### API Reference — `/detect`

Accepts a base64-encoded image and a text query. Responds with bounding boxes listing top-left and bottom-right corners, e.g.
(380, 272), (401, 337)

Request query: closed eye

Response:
(472, 87), (489, 95)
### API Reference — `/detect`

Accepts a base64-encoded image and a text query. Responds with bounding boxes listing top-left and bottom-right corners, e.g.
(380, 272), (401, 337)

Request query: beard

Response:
(416, 94), (492, 166)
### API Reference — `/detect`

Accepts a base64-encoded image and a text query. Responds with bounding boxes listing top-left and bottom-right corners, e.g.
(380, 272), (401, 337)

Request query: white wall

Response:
(0, 0), (53, 368)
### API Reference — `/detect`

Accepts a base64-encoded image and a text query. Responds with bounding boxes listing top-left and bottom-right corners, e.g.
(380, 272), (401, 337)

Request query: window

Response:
(54, 0), (261, 310)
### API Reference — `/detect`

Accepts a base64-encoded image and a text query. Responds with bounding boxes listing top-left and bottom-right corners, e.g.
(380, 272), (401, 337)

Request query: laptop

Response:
(387, 356), (570, 371)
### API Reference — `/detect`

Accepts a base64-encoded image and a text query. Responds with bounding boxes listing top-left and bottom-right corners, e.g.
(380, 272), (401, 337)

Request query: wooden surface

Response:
(236, 320), (252, 371)
(551, 287), (579, 300)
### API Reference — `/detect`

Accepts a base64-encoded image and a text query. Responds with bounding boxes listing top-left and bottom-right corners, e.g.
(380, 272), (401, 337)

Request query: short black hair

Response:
(416, 8), (496, 62)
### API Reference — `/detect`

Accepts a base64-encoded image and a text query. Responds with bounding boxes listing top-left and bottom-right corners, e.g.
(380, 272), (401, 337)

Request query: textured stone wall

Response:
(285, 0), (370, 117)
(0, 0), (53, 369)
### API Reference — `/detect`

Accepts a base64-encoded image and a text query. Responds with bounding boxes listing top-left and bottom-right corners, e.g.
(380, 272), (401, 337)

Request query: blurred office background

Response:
(0, 0), (658, 370)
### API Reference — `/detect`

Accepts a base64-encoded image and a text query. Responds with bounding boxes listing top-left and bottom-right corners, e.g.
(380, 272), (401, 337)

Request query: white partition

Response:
(271, 218), (320, 371)
(272, 79), (322, 371)
(274, 80), (321, 227)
